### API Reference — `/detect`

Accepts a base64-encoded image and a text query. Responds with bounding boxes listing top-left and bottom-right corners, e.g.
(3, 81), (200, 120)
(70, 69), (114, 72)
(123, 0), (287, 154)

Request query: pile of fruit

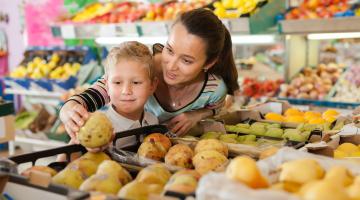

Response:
(142, 1), (206, 21)
(334, 143), (360, 159)
(331, 65), (360, 103)
(265, 108), (341, 124)
(212, 0), (261, 19)
(9, 52), (82, 80)
(241, 77), (283, 99)
(226, 156), (360, 200)
(67, 1), (207, 23)
(279, 63), (345, 100)
(138, 133), (229, 176)
(225, 122), (313, 142)
(285, 0), (351, 20)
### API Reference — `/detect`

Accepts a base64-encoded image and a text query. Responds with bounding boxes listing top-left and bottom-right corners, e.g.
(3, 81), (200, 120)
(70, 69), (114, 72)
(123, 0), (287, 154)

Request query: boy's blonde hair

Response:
(104, 41), (155, 81)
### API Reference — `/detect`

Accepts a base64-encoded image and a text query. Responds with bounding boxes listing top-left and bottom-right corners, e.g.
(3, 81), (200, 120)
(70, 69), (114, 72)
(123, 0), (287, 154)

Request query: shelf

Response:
(51, 0), (286, 39)
(278, 97), (360, 109)
(279, 17), (360, 34)
(4, 89), (63, 106)
(4, 89), (63, 98)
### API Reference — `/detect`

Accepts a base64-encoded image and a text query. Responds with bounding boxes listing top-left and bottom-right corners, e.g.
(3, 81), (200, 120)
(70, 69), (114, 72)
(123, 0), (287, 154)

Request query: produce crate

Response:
(8, 125), (193, 200)
(2, 46), (98, 93)
(0, 172), (88, 200)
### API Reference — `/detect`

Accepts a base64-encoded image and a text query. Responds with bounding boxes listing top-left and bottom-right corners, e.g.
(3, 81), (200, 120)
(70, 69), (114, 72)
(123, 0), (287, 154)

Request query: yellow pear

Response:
(270, 181), (301, 193)
(118, 181), (163, 200)
(324, 166), (353, 186)
(77, 112), (113, 148)
(52, 168), (84, 189)
(138, 140), (167, 161)
(81, 152), (110, 166)
(193, 150), (228, 175)
(226, 156), (268, 189)
(279, 159), (324, 184)
(194, 139), (228, 157)
(164, 174), (198, 194)
(79, 174), (122, 195)
(165, 144), (194, 168)
(67, 158), (97, 178)
(300, 180), (350, 200)
(136, 164), (171, 186)
(96, 160), (132, 185)
(347, 176), (360, 199)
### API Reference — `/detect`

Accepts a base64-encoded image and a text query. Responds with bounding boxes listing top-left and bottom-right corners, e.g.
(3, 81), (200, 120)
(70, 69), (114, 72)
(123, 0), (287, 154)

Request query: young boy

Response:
(58, 41), (158, 159)
(103, 41), (158, 148)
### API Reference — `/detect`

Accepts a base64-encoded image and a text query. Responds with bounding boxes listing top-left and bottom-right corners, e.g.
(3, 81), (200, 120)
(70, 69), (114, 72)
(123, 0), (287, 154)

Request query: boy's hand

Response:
(59, 101), (89, 141)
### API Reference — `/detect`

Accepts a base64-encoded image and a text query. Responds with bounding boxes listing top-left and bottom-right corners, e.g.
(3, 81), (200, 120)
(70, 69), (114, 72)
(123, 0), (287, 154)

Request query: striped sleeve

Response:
(204, 74), (227, 115)
(67, 76), (110, 112)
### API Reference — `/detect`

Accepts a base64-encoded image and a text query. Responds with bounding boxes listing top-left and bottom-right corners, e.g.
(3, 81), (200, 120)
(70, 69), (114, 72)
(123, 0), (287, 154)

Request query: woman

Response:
(60, 8), (239, 138)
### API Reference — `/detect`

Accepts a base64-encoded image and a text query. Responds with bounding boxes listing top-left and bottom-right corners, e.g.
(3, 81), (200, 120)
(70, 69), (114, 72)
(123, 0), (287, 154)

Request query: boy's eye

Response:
(132, 81), (142, 85)
(113, 81), (121, 84)
(183, 59), (192, 64)
(166, 47), (174, 55)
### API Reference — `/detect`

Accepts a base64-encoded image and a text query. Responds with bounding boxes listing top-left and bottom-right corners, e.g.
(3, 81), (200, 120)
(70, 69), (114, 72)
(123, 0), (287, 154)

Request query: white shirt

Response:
(104, 105), (159, 149)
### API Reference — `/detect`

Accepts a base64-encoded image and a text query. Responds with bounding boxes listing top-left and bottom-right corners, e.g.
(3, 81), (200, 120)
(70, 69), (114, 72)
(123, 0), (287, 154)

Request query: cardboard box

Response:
(0, 102), (15, 143)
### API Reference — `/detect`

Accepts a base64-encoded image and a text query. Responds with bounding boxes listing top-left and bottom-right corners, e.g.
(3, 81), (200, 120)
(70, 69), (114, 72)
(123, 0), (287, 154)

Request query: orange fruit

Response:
(265, 113), (285, 122)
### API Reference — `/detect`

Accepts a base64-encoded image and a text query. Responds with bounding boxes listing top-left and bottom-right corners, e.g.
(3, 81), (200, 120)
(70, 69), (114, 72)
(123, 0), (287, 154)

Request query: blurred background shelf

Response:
(279, 17), (360, 34)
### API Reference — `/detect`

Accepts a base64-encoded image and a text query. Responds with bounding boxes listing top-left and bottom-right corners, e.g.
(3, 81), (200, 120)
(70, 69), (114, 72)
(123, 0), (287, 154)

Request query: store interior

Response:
(1, 0), (360, 199)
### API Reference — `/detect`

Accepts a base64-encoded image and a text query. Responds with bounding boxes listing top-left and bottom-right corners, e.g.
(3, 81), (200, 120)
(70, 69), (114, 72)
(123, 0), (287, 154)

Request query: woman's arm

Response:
(167, 108), (213, 136)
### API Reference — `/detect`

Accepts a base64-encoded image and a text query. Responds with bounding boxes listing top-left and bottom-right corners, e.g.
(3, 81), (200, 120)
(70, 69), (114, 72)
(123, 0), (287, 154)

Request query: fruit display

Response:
(225, 122), (312, 142)
(137, 133), (230, 175)
(330, 65), (360, 103)
(279, 63), (345, 100)
(142, 1), (206, 21)
(71, 2), (115, 23)
(66, 1), (207, 23)
(264, 108), (341, 124)
(225, 156), (360, 200)
(213, 0), (263, 19)
(241, 77), (283, 99)
(9, 51), (83, 80)
(333, 143), (360, 159)
(284, 0), (351, 20)
(91, 2), (146, 23)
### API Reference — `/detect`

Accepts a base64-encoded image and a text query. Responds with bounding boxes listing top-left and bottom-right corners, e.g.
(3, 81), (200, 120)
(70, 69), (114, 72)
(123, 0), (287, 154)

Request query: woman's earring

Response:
(204, 68), (208, 72)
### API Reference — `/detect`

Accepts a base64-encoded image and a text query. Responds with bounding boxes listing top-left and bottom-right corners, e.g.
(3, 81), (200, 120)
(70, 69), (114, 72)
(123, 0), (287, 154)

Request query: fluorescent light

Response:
(308, 32), (360, 40)
(231, 35), (276, 44)
(96, 34), (277, 45)
(95, 36), (168, 45)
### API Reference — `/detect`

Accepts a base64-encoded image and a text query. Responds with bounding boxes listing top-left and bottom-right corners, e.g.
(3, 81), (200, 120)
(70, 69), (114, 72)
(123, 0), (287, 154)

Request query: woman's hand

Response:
(167, 109), (213, 136)
(59, 101), (89, 140)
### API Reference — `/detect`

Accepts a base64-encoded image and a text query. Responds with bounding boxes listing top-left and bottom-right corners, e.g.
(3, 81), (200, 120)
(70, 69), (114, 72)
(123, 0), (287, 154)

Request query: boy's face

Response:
(105, 59), (156, 118)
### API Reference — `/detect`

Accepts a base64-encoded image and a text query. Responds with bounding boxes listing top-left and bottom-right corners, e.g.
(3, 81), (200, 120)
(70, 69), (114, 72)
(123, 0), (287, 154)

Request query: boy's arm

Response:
(66, 76), (110, 112)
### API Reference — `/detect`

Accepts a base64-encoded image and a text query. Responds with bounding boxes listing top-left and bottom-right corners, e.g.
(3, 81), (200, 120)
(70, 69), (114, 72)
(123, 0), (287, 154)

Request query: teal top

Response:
(145, 73), (227, 123)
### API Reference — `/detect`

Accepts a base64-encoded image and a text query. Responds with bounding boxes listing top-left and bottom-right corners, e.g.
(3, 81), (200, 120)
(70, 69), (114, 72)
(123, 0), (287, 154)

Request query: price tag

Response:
(61, 24), (76, 39)
(99, 24), (116, 37)
(116, 23), (138, 36)
(140, 22), (168, 36)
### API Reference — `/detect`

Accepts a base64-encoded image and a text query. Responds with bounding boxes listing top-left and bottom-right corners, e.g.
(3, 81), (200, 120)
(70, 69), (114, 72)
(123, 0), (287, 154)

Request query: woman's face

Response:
(161, 23), (210, 86)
